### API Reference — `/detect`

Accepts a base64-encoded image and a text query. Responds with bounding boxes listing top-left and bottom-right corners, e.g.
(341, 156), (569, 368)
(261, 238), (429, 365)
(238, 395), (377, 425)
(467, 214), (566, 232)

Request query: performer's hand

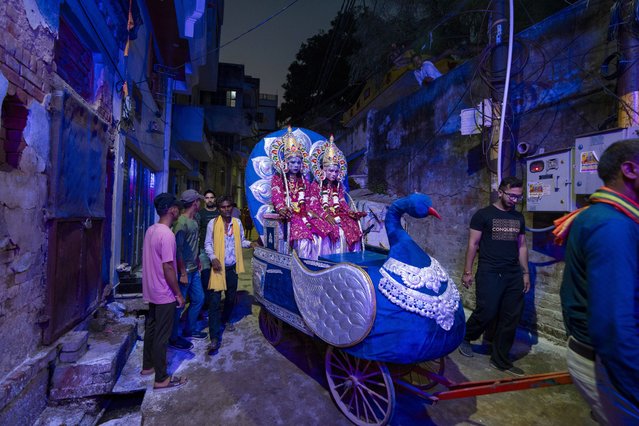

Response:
(278, 208), (291, 219)
(250, 241), (259, 248)
(461, 272), (473, 288)
(176, 294), (186, 309)
(523, 275), (531, 293)
(349, 211), (367, 220)
(179, 274), (188, 285)
(211, 258), (222, 272)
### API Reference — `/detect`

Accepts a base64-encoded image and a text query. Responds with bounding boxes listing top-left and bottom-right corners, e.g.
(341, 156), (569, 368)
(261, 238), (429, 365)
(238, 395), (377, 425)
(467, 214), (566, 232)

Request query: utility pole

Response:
(617, 0), (639, 128)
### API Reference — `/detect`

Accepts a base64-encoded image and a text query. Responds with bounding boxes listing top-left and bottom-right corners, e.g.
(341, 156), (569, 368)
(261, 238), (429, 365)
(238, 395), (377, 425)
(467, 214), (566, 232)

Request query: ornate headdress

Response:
(269, 126), (310, 174)
(310, 135), (347, 182)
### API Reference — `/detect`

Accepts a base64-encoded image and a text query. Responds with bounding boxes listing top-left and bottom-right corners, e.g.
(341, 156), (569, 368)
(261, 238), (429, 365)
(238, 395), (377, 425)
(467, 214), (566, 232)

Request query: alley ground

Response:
(108, 249), (593, 426)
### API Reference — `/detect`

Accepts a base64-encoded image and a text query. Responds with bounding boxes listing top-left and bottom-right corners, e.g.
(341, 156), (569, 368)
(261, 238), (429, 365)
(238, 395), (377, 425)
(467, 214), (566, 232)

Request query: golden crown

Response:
(321, 135), (341, 167)
(283, 126), (305, 160)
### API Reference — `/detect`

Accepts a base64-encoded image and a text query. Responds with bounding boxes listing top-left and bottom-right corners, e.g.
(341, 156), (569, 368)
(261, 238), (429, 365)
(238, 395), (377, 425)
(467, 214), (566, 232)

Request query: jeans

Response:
(143, 302), (176, 383)
(464, 269), (524, 368)
(171, 270), (205, 338)
(596, 354), (639, 425)
(207, 264), (237, 340)
(566, 337), (608, 424)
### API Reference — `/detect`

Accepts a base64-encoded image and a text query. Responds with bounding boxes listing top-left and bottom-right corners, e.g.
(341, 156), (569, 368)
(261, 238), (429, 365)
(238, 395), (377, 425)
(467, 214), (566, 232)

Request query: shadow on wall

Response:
(466, 141), (484, 176)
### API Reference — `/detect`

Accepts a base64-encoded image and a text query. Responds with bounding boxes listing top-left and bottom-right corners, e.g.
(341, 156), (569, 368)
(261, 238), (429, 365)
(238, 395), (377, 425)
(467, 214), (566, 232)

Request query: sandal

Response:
(153, 376), (187, 390)
(140, 368), (154, 376)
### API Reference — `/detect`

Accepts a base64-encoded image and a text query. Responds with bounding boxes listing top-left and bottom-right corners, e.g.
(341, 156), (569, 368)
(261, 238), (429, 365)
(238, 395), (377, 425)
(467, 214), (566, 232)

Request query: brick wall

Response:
(0, 0), (55, 378)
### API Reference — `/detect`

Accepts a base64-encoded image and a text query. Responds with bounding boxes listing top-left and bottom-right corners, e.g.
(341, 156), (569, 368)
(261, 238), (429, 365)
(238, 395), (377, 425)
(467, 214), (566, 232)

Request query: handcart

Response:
(245, 128), (571, 426)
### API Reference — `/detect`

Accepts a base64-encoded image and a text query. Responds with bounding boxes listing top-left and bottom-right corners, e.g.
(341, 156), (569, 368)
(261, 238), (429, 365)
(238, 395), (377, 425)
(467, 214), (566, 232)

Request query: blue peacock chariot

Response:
(245, 127), (468, 425)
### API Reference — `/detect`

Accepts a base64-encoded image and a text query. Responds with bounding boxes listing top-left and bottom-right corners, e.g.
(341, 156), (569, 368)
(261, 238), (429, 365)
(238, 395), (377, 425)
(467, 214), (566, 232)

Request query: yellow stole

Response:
(208, 217), (245, 291)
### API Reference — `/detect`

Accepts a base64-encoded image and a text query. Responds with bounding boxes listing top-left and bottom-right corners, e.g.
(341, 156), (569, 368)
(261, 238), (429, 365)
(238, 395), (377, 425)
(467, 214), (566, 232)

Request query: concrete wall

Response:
(342, 2), (612, 343)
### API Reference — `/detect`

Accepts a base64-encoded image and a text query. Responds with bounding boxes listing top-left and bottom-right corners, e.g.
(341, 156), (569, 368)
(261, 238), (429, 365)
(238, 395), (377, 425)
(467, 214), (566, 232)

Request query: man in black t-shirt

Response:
(197, 190), (220, 310)
(458, 176), (530, 376)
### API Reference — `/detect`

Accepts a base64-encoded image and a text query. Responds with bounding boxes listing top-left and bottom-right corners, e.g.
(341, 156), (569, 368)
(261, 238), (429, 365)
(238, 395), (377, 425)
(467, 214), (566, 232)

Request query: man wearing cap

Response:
(141, 193), (187, 390)
(168, 189), (207, 351)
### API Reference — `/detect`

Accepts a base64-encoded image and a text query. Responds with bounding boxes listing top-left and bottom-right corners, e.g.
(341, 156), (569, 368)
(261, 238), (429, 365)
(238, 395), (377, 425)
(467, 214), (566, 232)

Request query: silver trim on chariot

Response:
(253, 247), (292, 269)
(254, 292), (314, 336)
(378, 267), (460, 331)
(290, 252), (376, 347)
(383, 257), (449, 292)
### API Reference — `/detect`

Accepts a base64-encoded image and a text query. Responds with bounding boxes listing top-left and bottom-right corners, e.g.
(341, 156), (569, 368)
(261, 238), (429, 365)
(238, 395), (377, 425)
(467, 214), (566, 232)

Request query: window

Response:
(226, 90), (236, 107)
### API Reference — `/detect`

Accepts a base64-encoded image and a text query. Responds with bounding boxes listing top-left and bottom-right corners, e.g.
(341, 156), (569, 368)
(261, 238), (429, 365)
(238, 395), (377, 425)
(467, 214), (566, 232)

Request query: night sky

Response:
(219, 0), (344, 101)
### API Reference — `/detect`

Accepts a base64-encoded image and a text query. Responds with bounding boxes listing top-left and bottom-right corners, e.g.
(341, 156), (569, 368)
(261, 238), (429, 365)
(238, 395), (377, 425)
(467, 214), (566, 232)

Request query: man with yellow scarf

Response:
(204, 195), (257, 355)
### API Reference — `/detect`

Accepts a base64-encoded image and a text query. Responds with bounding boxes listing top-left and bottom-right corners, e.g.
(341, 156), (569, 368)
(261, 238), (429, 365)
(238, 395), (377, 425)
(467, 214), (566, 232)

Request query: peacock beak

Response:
(428, 207), (441, 220)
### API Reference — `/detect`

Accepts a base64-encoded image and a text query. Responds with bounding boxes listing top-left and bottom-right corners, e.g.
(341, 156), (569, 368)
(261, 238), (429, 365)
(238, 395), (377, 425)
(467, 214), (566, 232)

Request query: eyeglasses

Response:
(502, 191), (523, 202)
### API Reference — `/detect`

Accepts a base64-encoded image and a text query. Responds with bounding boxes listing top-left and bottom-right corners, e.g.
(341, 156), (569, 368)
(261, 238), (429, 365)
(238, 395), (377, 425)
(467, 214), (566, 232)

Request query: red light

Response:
(529, 160), (544, 173)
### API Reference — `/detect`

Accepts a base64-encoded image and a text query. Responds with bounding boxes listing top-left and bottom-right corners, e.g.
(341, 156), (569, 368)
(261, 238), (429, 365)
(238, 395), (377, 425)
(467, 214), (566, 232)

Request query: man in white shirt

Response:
(204, 195), (256, 355)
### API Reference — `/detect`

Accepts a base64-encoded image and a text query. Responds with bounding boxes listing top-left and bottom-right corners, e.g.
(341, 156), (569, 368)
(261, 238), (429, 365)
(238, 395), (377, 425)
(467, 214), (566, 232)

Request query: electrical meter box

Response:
(526, 149), (573, 212)
(574, 127), (639, 194)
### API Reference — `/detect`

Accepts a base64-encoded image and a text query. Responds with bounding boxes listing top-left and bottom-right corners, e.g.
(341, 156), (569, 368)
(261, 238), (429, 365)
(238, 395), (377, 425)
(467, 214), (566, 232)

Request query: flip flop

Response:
(153, 376), (187, 391)
(140, 368), (154, 376)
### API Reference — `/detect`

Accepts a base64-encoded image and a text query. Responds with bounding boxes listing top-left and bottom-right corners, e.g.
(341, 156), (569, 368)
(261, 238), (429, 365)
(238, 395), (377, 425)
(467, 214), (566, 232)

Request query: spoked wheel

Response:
(325, 346), (395, 426)
(402, 357), (445, 390)
(258, 307), (283, 346)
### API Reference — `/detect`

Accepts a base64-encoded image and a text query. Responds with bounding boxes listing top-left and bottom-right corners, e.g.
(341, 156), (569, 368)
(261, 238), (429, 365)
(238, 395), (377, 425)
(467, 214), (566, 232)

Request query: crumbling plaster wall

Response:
(0, 0), (55, 380)
(343, 2), (612, 343)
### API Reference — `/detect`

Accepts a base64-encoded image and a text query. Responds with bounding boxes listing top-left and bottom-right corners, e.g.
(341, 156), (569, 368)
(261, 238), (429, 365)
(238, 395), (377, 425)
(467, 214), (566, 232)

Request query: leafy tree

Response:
(278, 10), (362, 126)
(348, 0), (570, 86)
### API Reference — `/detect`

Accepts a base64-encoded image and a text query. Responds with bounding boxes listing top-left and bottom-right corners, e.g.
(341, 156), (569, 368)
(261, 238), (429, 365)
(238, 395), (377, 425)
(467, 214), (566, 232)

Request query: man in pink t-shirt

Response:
(141, 193), (187, 390)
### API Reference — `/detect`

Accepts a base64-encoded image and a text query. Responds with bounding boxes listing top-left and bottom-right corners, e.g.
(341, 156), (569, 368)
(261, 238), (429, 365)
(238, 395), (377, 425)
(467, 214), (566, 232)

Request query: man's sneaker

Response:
(489, 360), (525, 377)
(224, 323), (236, 332)
(168, 337), (194, 351)
(184, 331), (208, 339)
(207, 338), (221, 356)
(458, 340), (474, 357)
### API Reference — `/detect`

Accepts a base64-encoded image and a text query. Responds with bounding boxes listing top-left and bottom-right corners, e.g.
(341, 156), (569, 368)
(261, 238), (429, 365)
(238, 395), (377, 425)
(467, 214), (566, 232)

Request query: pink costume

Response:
(308, 136), (364, 255)
(309, 180), (363, 253)
(269, 127), (331, 259)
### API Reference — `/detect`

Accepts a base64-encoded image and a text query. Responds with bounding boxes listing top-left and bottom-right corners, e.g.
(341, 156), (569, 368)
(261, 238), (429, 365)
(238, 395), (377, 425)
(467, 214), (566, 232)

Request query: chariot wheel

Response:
(402, 357), (445, 390)
(325, 346), (395, 426)
(258, 307), (283, 346)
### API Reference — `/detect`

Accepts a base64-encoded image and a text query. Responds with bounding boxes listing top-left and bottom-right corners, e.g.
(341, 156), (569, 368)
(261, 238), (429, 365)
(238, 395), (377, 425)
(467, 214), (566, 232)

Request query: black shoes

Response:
(184, 331), (208, 339)
(207, 338), (221, 356)
(489, 360), (525, 377)
(168, 336), (194, 351)
(458, 340), (474, 357)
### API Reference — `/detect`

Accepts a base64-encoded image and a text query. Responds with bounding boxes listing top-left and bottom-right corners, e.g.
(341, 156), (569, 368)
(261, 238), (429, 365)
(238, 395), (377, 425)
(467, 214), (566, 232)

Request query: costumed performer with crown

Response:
(309, 135), (366, 255)
(270, 126), (331, 259)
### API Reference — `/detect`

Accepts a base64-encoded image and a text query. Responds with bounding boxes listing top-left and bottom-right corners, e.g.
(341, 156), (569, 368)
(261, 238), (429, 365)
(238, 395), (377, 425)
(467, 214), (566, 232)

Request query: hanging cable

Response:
(496, 0), (515, 184)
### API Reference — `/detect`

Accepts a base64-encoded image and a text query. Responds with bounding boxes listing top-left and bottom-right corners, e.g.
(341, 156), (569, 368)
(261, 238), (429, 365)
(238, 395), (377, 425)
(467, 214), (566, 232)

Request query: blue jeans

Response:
(207, 264), (238, 340)
(171, 270), (205, 338)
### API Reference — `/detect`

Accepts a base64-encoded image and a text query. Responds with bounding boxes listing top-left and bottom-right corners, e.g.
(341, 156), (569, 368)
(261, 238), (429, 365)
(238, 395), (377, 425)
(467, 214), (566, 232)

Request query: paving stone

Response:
(59, 331), (89, 353)
(50, 322), (136, 400)
(58, 343), (88, 363)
